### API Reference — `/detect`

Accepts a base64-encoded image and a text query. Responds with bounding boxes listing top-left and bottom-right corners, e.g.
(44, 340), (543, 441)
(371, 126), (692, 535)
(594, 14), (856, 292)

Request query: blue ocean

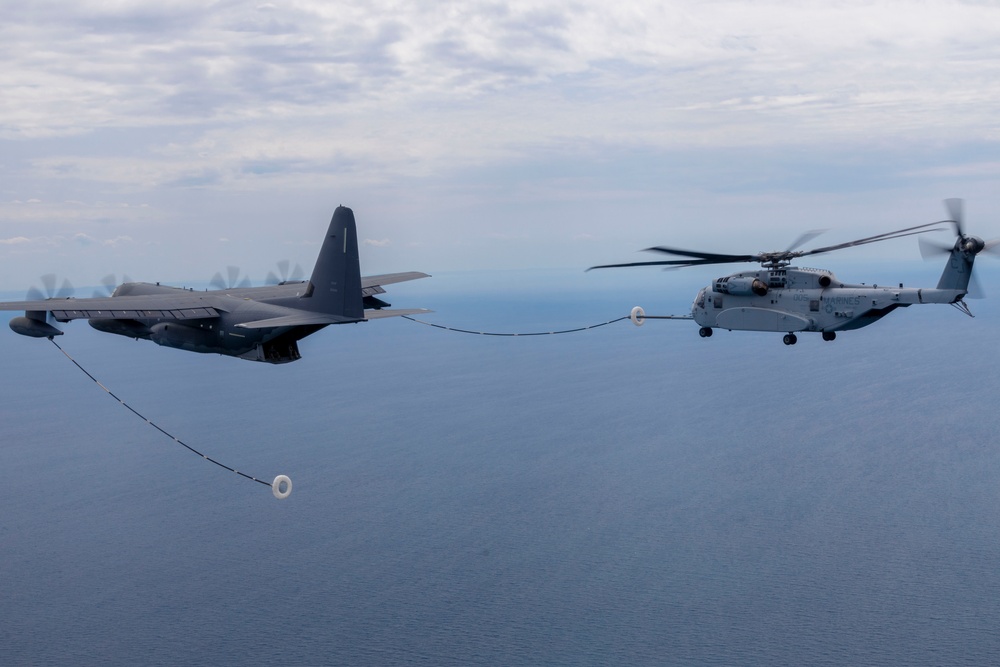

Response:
(2, 267), (999, 666)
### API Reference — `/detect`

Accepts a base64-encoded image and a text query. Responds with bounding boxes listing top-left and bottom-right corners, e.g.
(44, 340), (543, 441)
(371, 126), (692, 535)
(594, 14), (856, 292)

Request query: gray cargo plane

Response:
(0, 206), (429, 363)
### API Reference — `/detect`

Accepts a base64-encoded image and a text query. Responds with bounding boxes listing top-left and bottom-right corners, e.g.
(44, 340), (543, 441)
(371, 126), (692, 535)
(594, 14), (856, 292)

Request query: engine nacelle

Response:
(714, 276), (768, 297)
(9, 315), (62, 338)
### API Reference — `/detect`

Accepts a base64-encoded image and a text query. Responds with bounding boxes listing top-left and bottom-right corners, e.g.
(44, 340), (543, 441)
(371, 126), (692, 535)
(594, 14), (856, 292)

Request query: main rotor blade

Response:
(797, 221), (947, 258)
(945, 198), (964, 236)
(643, 246), (757, 263)
(587, 258), (739, 271)
(785, 229), (826, 253)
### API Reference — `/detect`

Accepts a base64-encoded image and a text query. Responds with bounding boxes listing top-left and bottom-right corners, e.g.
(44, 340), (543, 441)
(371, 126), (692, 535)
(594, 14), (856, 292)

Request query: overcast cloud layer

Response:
(2, 1), (999, 289)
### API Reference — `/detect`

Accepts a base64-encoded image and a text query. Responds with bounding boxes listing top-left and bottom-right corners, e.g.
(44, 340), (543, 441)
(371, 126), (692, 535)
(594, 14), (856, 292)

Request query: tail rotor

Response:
(926, 198), (999, 297)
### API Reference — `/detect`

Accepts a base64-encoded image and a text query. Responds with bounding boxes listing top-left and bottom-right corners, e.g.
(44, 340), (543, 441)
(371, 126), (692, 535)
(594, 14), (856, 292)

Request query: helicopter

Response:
(589, 199), (996, 345)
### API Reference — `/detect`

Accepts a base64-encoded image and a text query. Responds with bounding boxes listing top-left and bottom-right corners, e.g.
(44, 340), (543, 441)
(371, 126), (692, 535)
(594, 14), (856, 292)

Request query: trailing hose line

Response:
(49, 338), (291, 499)
(401, 309), (692, 336)
(400, 314), (631, 336)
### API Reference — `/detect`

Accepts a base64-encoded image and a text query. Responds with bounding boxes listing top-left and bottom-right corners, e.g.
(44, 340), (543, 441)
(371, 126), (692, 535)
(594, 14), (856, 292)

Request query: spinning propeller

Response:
(210, 266), (252, 290)
(27, 273), (74, 302)
(265, 260), (306, 285)
(24, 274), (74, 329)
(93, 274), (133, 297)
(589, 221), (946, 271)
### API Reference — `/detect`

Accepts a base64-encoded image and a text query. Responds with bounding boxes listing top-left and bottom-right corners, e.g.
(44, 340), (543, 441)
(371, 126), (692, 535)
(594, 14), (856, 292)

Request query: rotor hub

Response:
(961, 235), (985, 254)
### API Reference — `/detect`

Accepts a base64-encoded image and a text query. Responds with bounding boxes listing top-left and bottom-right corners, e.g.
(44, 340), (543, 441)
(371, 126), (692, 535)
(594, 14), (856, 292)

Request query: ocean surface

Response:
(2, 267), (1000, 666)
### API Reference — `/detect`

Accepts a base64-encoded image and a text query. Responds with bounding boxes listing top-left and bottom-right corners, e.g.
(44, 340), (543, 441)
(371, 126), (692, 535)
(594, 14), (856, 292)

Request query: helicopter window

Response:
(714, 296), (723, 309)
(810, 300), (820, 312)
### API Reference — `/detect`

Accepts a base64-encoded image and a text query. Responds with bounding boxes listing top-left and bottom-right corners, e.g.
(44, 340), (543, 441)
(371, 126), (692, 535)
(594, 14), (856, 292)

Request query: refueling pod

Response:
(9, 314), (62, 338)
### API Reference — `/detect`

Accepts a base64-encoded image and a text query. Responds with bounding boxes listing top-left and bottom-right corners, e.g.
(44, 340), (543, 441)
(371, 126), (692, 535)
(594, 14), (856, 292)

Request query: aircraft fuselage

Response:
(85, 281), (323, 363)
(691, 267), (964, 334)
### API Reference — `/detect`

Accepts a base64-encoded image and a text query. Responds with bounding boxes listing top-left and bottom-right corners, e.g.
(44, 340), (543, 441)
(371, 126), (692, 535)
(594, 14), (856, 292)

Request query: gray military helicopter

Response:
(0, 206), (429, 362)
(590, 199), (995, 344)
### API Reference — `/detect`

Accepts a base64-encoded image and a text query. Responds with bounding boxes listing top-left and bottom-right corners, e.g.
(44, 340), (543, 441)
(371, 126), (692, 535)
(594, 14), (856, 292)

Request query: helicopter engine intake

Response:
(714, 276), (768, 297)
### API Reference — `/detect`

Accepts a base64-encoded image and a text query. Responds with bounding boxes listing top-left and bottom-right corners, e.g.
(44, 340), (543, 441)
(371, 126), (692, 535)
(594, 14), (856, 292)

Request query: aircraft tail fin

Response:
(303, 206), (364, 319)
(935, 245), (977, 293)
(933, 198), (989, 297)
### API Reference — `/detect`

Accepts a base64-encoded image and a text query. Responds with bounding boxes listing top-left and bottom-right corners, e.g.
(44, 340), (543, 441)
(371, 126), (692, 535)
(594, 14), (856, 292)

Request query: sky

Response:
(2, 0), (1000, 291)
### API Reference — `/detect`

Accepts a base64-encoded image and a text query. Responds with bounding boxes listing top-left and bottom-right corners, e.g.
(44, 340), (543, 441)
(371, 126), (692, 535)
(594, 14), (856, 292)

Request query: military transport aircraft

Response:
(589, 199), (996, 344)
(0, 206), (429, 363)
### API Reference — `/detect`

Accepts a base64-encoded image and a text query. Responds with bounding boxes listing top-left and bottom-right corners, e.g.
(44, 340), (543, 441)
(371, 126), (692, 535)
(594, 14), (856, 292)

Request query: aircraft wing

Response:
(0, 273), (430, 323)
(0, 293), (234, 321)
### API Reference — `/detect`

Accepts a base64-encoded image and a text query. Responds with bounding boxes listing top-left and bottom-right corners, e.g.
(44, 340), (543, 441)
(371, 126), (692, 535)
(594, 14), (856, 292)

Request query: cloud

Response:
(102, 235), (134, 247)
(364, 238), (391, 247)
(4, 1), (999, 150)
(2, 1), (1000, 286)
(0, 236), (31, 245)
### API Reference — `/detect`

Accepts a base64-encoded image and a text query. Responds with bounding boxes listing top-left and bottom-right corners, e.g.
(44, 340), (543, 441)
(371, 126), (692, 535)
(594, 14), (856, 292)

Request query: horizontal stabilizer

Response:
(364, 308), (433, 319)
(361, 272), (431, 289)
(235, 313), (363, 329)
